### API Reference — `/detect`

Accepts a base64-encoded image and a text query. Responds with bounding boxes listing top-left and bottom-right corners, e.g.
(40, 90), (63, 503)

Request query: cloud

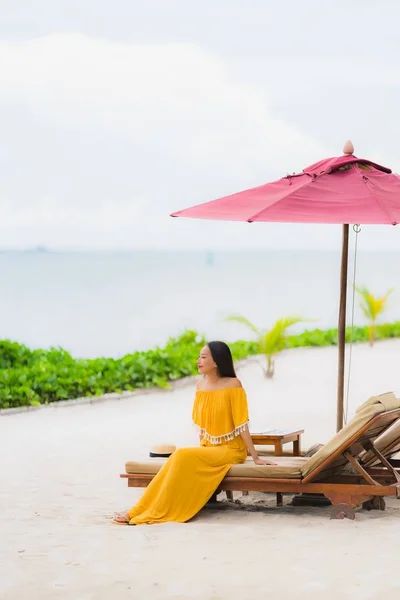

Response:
(0, 34), (328, 248)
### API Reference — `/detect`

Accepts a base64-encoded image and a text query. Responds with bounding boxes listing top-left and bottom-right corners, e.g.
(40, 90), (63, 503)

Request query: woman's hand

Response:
(253, 457), (277, 466)
(239, 425), (278, 466)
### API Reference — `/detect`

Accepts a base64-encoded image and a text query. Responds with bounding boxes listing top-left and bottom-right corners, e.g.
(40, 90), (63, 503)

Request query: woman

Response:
(113, 340), (276, 525)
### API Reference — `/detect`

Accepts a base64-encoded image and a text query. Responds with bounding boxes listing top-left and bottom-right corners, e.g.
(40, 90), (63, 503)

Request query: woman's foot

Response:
(112, 511), (130, 524)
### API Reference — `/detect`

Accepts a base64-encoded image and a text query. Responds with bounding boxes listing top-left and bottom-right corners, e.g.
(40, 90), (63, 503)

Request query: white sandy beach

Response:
(1, 340), (400, 600)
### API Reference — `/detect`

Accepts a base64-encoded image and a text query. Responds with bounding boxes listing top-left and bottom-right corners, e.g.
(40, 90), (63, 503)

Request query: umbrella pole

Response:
(290, 226), (350, 508)
(337, 224), (349, 432)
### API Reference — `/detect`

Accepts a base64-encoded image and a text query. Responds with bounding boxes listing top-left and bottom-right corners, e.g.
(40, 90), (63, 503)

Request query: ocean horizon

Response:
(2, 248), (399, 358)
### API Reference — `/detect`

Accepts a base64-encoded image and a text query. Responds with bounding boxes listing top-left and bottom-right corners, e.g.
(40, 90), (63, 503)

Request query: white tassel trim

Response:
(194, 421), (249, 445)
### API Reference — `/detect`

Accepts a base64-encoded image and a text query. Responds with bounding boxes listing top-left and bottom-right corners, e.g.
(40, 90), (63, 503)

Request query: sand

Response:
(1, 340), (400, 600)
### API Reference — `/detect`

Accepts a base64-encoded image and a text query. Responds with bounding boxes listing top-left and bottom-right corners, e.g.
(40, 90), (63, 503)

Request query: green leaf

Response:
(224, 315), (260, 335)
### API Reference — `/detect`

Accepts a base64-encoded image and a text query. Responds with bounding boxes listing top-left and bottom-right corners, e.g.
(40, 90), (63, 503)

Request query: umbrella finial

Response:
(343, 140), (354, 155)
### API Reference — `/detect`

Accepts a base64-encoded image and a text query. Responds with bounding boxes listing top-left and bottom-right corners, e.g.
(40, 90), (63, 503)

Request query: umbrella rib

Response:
(246, 174), (314, 222)
(362, 176), (397, 225)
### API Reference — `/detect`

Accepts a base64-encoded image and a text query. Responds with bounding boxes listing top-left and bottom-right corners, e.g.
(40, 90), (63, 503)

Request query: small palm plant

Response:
(355, 286), (394, 346)
(225, 315), (304, 378)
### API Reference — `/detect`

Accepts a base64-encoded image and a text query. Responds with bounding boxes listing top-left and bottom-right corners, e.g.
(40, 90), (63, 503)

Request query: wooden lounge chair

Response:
(120, 392), (400, 520)
(361, 417), (400, 468)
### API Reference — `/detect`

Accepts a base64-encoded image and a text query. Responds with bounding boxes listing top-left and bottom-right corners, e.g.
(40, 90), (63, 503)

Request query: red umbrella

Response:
(171, 142), (400, 431)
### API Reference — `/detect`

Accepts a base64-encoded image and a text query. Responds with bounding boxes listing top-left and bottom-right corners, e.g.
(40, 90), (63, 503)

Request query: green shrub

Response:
(1, 323), (400, 409)
(0, 330), (206, 409)
(0, 340), (33, 368)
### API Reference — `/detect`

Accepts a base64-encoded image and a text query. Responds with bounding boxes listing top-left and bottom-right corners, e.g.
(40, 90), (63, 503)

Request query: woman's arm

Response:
(240, 425), (277, 465)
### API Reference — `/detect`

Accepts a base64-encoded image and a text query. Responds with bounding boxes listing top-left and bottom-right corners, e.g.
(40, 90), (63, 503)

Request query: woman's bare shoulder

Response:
(195, 377), (242, 391)
(225, 377), (242, 389)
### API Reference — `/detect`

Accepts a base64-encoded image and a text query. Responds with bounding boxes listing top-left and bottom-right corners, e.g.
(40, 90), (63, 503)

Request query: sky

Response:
(1, 0), (400, 250)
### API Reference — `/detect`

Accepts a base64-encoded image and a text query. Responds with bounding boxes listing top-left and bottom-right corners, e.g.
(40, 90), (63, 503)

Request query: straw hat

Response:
(149, 443), (176, 458)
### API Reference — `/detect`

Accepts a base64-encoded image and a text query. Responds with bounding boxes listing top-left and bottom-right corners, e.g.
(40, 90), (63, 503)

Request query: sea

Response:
(2, 249), (399, 358)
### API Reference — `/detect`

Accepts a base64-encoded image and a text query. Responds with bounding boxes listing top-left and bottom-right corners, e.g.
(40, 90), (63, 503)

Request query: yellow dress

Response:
(126, 387), (249, 525)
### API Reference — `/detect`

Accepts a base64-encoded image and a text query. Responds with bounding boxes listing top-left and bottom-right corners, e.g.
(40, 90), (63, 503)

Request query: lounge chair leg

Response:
(325, 491), (370, 519)
(276, 492), (283, 507)
(362, 497), (386, 511)
(226, 490), (234, 501)
(374, 497), (386, 511)
(330, 503), (356, 520)
(206, 486), (226, 505)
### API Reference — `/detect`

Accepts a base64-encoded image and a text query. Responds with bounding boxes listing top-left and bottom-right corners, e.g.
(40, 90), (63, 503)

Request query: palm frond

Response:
(224, 314), (260, 335)
(224, 313), (309, 377)
(262, 316), (304, 356)
(356, 286), (394, 322)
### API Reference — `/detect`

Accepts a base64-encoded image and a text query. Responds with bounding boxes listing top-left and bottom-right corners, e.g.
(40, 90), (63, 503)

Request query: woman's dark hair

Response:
(207, 341), (237, 378)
